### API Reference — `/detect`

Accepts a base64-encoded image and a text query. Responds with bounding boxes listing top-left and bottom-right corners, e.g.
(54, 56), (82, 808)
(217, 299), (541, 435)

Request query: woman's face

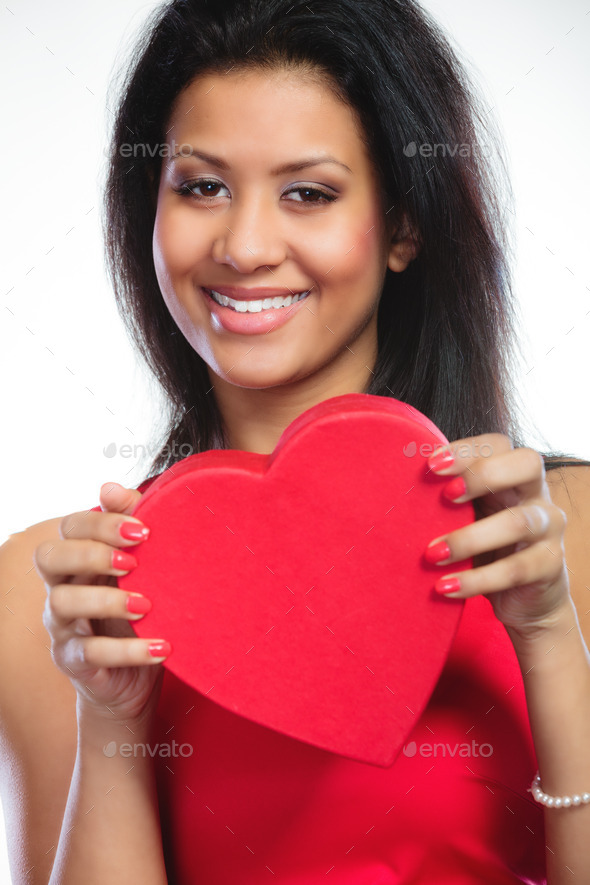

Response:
(153, 67), (401, 393)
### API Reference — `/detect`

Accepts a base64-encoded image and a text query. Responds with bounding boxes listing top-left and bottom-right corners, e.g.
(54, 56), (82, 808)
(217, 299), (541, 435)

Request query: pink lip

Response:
(201, 286), (312, 336)
(204, 286), (310, 301)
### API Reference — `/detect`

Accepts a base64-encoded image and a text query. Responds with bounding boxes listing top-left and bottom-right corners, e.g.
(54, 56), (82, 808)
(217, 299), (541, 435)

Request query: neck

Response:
(209, 355), (376, 454)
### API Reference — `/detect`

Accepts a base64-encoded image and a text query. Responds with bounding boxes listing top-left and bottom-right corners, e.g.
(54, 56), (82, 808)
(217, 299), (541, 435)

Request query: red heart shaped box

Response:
(118, 394), (475, 767)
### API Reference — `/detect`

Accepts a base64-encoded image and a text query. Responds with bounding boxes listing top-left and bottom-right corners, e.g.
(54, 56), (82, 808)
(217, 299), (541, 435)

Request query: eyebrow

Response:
(171, 148), (352, 176)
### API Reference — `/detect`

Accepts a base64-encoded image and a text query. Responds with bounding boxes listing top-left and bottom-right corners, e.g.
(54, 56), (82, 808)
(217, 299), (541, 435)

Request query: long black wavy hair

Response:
(102, 0), (588, 479)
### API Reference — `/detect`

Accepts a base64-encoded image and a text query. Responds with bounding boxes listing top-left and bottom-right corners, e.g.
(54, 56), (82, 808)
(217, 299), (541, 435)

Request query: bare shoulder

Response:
(0, 515), (70, 696)
(545, 463), (590, 645)
(0, 517), (78, 884)
(0, 515), (66, 657)
(545, 460), (590, 531)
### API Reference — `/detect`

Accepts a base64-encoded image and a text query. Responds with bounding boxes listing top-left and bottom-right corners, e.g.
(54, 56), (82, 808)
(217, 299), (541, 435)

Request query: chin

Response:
(219, 364), (309, 390)
(227, 376), (298, 391)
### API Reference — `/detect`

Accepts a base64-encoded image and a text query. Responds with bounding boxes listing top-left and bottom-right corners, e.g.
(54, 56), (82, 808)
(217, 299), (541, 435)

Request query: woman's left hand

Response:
(424, 433), (571, 639)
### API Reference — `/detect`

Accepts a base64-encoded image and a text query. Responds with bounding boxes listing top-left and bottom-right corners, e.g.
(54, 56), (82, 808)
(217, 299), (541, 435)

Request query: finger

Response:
(57, 507), (149, 548)
(99, 482), (143, 516)
(433, 540), (566, 599)
(428, 433), (512, 475)
(56, 635), (172, 674)
(437, 447), (547, 506)
(424, 501), (566, 566)
(44, 585), (152, 630)
(34, 537), (140, 587)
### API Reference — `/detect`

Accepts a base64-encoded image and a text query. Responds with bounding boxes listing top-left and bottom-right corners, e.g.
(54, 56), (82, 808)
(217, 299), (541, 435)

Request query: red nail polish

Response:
(111, 549), (138, 571)
(119, 521), (150, 542)
(148, 640), (172, 658)
(126, 594), (152, 614)
(442, 476), (467, 502)
(424, 540), (451, 565)
(428, 447), (455, 472)
(435, 576), (461, 595)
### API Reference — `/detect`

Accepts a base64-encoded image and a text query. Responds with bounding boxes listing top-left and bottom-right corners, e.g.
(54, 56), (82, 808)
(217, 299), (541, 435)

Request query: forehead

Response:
(165, 67), (372, 171)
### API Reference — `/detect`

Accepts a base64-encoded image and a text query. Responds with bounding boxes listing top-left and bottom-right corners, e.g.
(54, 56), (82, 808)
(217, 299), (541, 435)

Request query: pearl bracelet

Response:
(530, 771), (590, 808)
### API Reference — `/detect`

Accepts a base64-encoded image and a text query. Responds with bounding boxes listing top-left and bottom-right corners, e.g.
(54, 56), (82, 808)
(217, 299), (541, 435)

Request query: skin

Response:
(152, 67), (416, 453)
(0, 66), (588, 884)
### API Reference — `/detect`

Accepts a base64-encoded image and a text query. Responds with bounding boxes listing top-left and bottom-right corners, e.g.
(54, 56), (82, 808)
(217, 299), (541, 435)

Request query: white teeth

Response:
(207, 288), (310, 313)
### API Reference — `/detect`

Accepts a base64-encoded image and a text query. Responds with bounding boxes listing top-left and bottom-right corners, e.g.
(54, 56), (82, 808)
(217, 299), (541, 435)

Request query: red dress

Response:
(96, 476), (547, 883)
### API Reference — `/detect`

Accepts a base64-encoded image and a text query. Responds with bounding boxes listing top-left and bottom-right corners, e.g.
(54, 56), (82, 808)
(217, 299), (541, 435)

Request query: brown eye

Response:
(174, 179), (228, 199)
(283, 186), (337, 204)
(194, 181), (223, 197)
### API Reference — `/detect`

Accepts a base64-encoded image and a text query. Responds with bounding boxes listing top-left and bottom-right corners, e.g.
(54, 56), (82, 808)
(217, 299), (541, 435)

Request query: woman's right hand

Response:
(34, 481), (170, 727)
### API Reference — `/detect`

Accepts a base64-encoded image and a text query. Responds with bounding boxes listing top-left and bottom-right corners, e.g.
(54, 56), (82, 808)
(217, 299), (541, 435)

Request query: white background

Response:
(1, 0), (589, 879)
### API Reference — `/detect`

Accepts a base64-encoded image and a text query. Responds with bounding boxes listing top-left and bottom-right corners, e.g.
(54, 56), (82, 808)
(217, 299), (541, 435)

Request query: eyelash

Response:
(173, 178), (337, 205)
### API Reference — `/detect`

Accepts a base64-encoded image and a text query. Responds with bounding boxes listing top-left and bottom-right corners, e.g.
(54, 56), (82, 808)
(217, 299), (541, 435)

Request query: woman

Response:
(1, 0), (589, 882)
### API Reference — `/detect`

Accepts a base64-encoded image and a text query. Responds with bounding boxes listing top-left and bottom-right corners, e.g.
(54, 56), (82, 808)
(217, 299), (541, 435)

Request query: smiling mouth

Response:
(204, 288), (311, 314)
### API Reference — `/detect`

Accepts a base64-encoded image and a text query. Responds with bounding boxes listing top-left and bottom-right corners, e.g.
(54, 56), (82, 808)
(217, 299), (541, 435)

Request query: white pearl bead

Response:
(530, 772), (590, 809)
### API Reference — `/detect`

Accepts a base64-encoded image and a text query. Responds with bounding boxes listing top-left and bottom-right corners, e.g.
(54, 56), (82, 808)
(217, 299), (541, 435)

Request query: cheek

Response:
(152, 208), (209, 343)
(153, 205), (204, 280)
(313, 211), (386, 287)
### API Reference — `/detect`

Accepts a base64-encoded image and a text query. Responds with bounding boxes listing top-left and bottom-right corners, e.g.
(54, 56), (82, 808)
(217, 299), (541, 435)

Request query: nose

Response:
(210, 194), (287, 273)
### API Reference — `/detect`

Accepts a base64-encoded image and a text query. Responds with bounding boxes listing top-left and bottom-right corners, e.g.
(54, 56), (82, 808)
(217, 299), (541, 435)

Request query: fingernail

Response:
(111, 549), (138, 571)
(148, 640), (172, 658)
(424, 539), (452, 565)
(126, 594), (152, 615)
(119, 521), (150, 542)
(435, 576), (462, 595)
(442, 476), (467, 502)
(428, 447), (455, 472)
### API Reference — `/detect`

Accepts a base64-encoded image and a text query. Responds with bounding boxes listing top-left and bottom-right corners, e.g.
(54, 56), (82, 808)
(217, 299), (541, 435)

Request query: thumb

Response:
(99, 481), (143, 516)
